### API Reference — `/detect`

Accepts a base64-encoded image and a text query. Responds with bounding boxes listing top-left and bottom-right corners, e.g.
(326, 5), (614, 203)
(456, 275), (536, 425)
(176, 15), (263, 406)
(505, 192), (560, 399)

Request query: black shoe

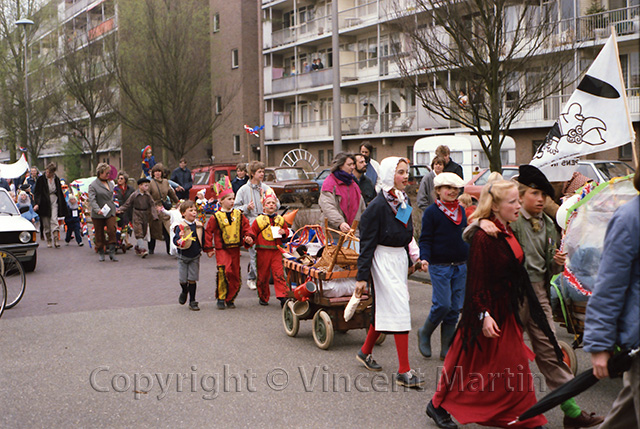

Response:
(189, 301), (200, 311)
(178, 292), (187, 305)
(259, 299), (269, 306)
(356, 349), (382, 371)
(217, 299), (226, 310)
(426, 400), (457, 429)
(396, 369), (425, 388)
(278, 297), (287, 308)
(226, 302), (236, 309)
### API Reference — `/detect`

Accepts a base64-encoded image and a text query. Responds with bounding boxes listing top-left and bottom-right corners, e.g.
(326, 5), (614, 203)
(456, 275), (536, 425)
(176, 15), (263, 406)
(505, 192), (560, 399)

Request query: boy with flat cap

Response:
(117, 177), (158, 258)
(480, 164), (603, 428)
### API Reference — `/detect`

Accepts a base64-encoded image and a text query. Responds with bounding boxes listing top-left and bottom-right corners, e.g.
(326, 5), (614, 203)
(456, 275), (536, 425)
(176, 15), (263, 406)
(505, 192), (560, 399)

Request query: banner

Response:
(0, 154), (29, 179)
(531, 31), (635, 182)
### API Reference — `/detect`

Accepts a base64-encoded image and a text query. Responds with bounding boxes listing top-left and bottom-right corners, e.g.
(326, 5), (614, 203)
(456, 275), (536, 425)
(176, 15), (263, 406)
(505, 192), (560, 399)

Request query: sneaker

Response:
(395, 369), (425, 388)
(226, 302), (236, 309)
(247, 279), (257, 290)
(65, 241), (70, 246)
(217, 299), (226, 310)
(78, 242), (84, 247)
(140, 249), (149, 259)
(563, 411), (604, 429)
(259, 299), (269, 306)
(356, 350), (382, 372)
(189, 301), (200, 311)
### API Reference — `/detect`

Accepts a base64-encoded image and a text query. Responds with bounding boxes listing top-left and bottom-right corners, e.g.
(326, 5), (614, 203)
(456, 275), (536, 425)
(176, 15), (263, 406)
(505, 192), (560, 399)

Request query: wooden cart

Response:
(281, 259), (385, 350)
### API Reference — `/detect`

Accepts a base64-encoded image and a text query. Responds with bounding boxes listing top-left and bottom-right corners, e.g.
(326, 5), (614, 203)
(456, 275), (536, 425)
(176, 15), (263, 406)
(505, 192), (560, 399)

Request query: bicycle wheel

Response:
(0, 250), (26, 309)
(0, 274), (6, 318)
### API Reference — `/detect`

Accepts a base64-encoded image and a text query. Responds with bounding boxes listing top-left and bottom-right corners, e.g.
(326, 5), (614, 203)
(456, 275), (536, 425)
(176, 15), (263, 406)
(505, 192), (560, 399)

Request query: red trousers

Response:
(256, 248), (287, 302)
(215, 247), (241, 303)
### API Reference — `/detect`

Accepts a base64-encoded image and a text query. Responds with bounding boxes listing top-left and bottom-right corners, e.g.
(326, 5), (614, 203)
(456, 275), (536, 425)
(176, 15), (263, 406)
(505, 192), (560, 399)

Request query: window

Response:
(318, 150), (324, 166)
(231, 49), (239, 69)
(327, 149), (334, 162)
(215, 96), (222, 115)
(406, 146), (413, 162)
(213, 13), (220, 33)
(532, 139), (544, 155)
(619, 143), (633, 160)
(233, 135), (241, 154)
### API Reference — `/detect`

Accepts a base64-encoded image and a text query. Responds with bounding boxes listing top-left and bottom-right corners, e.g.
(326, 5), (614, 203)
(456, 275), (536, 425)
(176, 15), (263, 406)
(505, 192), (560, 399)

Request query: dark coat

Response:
(170, 167), (192, 200)
(355, 174), (376, 206)
(444, 159), (464, 180)
(114, 184), (135, 226)
(33, 174), (68, 219)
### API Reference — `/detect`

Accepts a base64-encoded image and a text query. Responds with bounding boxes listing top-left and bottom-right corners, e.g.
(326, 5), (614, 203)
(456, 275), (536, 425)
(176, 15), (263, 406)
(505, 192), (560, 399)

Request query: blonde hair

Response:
(469, 180), (517, 222)
(486, 171), (503, 183)
(458, 193), (473, 207)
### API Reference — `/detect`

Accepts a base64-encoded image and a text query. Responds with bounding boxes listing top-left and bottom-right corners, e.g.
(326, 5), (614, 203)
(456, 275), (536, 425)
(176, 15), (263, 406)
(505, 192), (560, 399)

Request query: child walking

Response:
(173, 200), (203, 311)
(418, 172), (469, 360)
(64, 195), (84, 246)
(247, 190), (288, 306)
(116, 178), (157, 258)
(203, 178), (253, 310)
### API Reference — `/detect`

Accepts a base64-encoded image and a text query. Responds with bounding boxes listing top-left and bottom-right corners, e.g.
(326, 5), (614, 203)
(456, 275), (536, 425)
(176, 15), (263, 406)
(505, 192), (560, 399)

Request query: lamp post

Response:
(15, 18), (34, 161)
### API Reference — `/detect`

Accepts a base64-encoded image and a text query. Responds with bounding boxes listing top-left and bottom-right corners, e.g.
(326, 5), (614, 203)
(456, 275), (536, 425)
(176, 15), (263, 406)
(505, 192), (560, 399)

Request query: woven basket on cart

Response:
(314, 219), (359, 271)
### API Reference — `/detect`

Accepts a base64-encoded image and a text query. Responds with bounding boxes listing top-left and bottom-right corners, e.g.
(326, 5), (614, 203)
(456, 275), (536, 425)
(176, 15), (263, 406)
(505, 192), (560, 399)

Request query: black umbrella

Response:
(511, 348), (638, 425)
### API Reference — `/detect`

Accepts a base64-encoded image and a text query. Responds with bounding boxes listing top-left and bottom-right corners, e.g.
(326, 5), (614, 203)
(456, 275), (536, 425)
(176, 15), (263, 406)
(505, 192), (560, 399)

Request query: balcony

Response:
(268, 14), (330, 49)
(576, 6), (639, 41)
(270, 67), (333, 94)
(338, 1), (378, 29)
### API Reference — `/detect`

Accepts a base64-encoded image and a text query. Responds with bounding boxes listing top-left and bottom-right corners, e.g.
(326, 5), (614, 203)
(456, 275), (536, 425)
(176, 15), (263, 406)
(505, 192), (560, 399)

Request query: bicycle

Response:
(0, 274), (7, 318)
(0, 250), (26, 309)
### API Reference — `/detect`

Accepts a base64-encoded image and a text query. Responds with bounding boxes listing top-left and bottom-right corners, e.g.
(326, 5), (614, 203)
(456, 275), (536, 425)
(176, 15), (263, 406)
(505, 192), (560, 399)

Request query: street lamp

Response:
(15, 18), (34, 160)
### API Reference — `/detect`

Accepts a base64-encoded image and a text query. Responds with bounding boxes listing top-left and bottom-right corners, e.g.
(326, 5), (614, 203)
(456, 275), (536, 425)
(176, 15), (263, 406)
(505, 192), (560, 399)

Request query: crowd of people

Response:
(12, 143), (638, 428)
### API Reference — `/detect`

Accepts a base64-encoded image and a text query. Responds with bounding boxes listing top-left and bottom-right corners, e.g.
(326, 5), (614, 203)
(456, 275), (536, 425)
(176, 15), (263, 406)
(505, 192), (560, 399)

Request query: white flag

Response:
(0, 154), (29, 179)
(531, 32), (635, 182)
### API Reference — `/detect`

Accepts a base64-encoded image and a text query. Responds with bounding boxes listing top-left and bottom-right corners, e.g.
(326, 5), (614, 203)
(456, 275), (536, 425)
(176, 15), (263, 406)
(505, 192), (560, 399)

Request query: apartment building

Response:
(209, 0), (261, 166)
(261, 0), (639, 170)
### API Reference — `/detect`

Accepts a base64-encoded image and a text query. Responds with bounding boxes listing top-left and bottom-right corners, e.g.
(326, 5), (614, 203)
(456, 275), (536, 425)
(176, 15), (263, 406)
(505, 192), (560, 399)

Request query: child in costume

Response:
(141, 145), (156, 178)
(418, 172), (469, 361)
(203, 177), (254, 310)
(173, 200), (204, 311)
(116, 178), (157, 258)
(64, 195), (84, 246)
(247, 190), (288, 306)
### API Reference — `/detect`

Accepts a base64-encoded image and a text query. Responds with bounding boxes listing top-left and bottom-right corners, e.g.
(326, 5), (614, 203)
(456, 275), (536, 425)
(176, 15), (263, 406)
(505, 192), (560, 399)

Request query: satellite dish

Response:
(280, 149), (319, 174)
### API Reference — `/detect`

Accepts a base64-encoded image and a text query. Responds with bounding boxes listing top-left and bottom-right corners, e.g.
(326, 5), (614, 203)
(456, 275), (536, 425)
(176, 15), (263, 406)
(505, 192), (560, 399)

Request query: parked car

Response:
(464, 160), (635, 202)
(313, 168), (331, 189)
(408, 164), (431, 186)
(0, 189), (38, 271)
(264, 167), (320, 207)
(189, 164), (237, 200)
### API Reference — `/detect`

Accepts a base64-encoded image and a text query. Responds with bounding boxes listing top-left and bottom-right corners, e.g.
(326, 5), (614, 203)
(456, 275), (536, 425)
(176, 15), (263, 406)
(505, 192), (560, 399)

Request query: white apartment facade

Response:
(261, 0), (640, 170)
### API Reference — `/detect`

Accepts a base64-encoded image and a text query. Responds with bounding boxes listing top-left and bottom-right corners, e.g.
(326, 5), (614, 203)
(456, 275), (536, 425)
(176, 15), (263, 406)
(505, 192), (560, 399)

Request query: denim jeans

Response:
(427, 263), (467, 326)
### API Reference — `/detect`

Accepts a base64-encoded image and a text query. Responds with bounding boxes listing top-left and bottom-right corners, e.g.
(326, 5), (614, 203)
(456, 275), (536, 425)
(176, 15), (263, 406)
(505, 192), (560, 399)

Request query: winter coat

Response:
(33, 174), (69, 219)
(88, 179), (117, 220)
(319, 173), (365, 235)
(148, 178), (179, 239)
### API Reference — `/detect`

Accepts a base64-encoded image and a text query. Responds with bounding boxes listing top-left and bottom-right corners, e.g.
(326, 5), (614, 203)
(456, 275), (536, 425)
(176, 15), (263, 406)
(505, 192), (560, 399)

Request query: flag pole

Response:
(611, 26), (638, 168)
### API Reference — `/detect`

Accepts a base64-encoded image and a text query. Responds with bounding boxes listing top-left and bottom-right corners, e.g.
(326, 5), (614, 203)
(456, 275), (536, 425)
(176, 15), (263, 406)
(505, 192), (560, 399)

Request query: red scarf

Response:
(436, 199), (461, 225)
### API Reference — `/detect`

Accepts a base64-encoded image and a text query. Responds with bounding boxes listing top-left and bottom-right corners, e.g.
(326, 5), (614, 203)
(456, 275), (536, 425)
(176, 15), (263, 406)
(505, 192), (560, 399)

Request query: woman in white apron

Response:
(354, 157), (426, 388)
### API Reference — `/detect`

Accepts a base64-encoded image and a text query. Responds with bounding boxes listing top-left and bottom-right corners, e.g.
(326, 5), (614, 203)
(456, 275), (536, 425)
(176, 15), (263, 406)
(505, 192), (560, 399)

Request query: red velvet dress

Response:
(432, 221), (547, 428)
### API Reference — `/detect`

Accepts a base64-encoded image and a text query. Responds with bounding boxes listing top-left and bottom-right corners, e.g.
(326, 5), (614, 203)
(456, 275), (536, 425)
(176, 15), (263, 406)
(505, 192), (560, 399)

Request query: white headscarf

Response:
(379, 156), (409, 209)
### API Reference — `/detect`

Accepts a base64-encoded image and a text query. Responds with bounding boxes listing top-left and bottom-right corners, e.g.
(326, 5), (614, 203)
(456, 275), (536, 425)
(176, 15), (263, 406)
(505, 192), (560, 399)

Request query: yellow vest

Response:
(214, 209), (242, 246)
(255, 214), (285, 241)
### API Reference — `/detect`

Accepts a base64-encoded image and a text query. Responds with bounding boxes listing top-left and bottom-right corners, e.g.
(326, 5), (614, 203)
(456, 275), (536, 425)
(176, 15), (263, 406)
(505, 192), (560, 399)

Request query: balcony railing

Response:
(270, 14), (331, 48)
(271, 67), (333, 93)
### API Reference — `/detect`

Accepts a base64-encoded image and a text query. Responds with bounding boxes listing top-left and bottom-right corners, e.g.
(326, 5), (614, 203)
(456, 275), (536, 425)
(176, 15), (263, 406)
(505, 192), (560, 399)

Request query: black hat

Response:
(19, 183), (30, 191)
(516, 165), (555, 199)
(137, 177), (150, 185)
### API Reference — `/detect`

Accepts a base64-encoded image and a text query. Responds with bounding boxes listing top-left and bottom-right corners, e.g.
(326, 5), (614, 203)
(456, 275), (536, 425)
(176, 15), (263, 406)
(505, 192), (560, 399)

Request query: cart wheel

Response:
(312, 310), (334, 350)
(375, 333), (386, 345)
(282, 300), (299, 337)
(559, 340), (578, 375)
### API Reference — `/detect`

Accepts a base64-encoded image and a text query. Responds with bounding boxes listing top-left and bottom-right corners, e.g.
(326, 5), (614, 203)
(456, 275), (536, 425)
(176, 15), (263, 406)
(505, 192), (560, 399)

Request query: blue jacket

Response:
(584, 196), (640, 352)
(419, 202), (469, 265)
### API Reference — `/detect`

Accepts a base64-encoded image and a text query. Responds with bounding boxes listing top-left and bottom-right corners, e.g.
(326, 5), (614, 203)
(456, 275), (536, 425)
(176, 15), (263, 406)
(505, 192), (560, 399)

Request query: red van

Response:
(189, 164), (237, 200)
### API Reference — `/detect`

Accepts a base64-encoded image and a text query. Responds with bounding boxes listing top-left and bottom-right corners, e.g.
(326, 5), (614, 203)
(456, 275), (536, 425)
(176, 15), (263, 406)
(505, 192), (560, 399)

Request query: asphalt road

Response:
(0, 240), (621, 428)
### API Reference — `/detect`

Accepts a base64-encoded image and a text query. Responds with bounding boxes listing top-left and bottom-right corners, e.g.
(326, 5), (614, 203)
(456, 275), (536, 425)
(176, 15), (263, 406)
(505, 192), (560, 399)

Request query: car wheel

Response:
(23, 251), (37, 272)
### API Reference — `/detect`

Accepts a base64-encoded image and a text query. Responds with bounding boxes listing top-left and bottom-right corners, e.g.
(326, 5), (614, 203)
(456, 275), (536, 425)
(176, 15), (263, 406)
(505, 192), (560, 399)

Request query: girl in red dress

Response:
(427, 180), (553, 429)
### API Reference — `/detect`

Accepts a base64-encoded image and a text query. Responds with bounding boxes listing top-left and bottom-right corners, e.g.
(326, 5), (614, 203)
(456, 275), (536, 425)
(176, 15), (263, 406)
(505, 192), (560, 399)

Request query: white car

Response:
(0, 188), (38, 271)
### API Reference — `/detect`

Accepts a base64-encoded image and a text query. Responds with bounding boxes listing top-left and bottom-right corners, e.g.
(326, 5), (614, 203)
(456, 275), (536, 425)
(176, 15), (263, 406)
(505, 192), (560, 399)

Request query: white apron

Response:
(371, 245), (411, 332)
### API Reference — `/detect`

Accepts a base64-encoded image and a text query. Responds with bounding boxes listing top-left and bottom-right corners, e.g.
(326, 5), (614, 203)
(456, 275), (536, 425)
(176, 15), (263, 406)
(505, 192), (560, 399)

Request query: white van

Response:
(413, 135), (516, 180)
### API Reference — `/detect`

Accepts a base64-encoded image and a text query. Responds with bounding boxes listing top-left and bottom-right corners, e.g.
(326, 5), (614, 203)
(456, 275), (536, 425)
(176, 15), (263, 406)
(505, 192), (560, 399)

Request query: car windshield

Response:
(193, 172), (210, 186)
(474, 167), (518, 186)
(316, 170), (330, 180)
(275, 169), (307, 181)
(0, 192), (19, 215)
(593, 162), (635, 181)
(411, 166), (430, 177)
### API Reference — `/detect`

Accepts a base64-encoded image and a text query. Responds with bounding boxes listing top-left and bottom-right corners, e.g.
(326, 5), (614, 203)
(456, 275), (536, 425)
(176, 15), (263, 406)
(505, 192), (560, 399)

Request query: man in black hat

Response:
(512, 165), (603, 428)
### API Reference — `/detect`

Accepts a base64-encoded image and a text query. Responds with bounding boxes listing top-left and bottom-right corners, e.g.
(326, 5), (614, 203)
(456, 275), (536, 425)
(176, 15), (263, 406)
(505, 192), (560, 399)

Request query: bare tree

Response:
(54, 33), (117, 172)
(107, 0), (233, 163)
(394, 0), (575, 171)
